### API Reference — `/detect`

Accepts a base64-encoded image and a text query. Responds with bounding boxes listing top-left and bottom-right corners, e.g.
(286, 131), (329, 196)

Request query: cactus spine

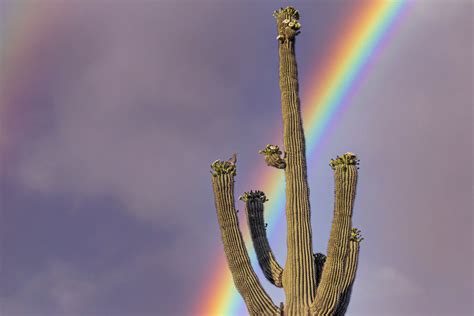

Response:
(210, 7), (362, 316)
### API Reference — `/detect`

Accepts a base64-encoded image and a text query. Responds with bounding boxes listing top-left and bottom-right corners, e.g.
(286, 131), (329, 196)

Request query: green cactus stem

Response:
(240, 191), (284, 287)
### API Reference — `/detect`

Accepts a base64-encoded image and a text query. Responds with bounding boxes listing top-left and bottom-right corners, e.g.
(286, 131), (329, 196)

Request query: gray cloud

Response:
(350, 265), (423, 316)
(13, 1), (251, 223)
(2, 261), (97, 316)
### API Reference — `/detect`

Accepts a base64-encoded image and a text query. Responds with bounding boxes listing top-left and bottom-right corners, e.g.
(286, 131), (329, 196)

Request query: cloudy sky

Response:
(1, 1), (472, 315)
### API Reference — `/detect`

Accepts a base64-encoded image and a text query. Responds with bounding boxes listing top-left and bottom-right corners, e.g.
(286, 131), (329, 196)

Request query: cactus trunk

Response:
(275, 9), (316, 315)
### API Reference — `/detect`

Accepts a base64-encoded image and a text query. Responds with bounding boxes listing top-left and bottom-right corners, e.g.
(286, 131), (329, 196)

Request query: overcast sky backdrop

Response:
(1, 1), (472, 315)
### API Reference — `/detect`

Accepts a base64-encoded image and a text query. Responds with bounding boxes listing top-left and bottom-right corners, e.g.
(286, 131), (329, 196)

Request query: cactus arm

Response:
(334, 229), (362, 316)
(313, 252), (327, 288)
(240, 191), (284, 288)
(273, 7), (317, 311)
(211, 157), (280, 316)
(310, 153), (359, 315)
(259, 144), (287, 169)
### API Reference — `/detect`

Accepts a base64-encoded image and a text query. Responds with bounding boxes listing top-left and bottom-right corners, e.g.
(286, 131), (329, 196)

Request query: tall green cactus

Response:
(210, 7), (363, 316)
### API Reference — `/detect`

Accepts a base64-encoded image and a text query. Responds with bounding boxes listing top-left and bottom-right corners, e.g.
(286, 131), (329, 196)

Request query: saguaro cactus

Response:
(210, 7), (363, 316)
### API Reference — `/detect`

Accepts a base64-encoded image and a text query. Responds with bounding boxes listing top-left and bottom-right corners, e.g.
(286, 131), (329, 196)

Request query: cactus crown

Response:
(239, 190), (269, 203)
(274, 6), (301, 31)
(350, 228), (364, 242)
(211, 159), (237, 177)
(259, 144), (282, 156)
(329, 152), (360, 170)
(273, 6), (300, 20)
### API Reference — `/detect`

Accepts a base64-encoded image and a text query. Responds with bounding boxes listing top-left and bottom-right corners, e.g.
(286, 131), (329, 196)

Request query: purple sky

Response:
(1, 1), (472, 315)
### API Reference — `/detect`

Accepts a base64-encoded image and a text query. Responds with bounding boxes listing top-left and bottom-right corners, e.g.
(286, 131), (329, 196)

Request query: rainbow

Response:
(1, 3), (62, 158)
(195, 1), (409, 315)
